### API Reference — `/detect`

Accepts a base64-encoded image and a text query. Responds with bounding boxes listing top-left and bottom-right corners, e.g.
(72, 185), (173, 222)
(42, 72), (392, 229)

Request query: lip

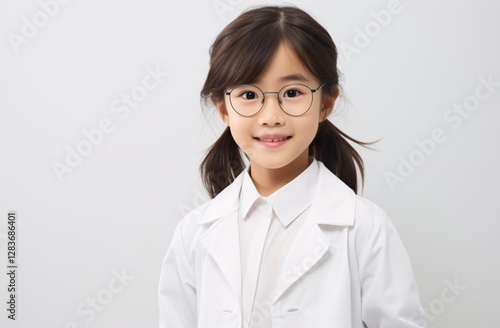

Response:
(253, 134), (292, 148)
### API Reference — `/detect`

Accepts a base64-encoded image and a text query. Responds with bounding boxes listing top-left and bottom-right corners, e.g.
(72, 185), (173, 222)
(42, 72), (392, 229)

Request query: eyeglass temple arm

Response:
(312, 82), (327, 93)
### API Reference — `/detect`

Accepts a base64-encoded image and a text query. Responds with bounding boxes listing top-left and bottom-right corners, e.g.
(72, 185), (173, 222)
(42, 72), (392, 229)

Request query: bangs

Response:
(210, 24), (283, 90)
(201, 5), (339, 105)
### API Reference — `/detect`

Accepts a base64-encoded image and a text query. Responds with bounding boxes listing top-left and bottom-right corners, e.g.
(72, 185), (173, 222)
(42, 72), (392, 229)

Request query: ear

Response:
(211, 92), (230, 126)
(320, 85), (339, 122)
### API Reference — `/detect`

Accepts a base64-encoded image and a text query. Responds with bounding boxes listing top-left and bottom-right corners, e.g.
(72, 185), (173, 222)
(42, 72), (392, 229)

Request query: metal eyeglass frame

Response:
(224, 82), (326, 117)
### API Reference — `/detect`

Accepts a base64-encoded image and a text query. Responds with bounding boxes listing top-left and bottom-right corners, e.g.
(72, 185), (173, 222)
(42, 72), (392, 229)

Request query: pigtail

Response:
(199, 126), (245, 199)
(310, 120), (377, 194)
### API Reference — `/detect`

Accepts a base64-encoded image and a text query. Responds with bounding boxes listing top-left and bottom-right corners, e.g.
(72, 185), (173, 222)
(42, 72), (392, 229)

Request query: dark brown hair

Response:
(200, 5), (376, 198)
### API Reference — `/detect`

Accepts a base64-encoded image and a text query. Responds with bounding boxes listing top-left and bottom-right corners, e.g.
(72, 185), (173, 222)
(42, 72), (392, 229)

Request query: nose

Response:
(258, 92), (285, 126)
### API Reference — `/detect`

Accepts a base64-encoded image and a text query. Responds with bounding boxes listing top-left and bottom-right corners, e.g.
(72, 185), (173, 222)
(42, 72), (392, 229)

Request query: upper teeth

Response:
(260, 137), (288, 142)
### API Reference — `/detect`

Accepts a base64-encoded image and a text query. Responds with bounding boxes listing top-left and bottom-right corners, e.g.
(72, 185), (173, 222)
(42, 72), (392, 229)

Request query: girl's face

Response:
(216, 42), (336, 175)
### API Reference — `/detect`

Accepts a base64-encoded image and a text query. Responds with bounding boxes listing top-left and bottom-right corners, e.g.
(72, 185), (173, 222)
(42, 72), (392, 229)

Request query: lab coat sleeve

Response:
(158, 219), (197, 328)
(358, 208), (427, 328)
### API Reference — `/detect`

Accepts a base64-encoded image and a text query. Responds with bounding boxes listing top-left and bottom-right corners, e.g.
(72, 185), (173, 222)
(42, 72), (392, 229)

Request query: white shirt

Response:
(238, 157), (319, 328)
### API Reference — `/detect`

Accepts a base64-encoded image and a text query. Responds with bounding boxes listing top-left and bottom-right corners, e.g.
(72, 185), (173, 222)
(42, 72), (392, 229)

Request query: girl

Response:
(159, 5), (426, 328)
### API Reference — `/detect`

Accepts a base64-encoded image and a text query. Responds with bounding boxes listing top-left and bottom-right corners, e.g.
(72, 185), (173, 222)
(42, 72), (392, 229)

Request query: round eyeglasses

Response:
(224, 83), (326, 117)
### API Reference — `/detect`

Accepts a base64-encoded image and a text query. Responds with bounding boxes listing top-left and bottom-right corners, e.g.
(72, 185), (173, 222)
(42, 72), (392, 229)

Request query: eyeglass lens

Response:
(228, 84), (314, 116)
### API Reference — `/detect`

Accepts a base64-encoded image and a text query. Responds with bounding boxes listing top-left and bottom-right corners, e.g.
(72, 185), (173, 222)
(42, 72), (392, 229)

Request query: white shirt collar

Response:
(239, 156), (319, 227)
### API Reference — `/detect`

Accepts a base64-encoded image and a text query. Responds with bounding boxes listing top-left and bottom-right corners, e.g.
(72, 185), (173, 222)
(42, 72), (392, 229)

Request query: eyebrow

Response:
(279, 74), (310, 83)
(252, 73), (310, 85)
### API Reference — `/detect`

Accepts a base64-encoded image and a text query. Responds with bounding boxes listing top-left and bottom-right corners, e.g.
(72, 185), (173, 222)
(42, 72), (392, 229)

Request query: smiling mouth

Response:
(254, 136), (292, 142)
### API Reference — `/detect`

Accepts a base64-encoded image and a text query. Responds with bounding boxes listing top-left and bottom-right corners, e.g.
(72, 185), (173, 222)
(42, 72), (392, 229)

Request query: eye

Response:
(241, 91), (258, 100)
(283, 88), (302, 98)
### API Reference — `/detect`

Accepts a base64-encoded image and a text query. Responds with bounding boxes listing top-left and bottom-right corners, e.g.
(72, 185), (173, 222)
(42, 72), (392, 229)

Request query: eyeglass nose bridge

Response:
(261, 91), (283, 106)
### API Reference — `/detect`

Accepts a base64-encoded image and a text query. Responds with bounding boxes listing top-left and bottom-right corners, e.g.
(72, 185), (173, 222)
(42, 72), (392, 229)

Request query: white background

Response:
(1, 0), (499, 327)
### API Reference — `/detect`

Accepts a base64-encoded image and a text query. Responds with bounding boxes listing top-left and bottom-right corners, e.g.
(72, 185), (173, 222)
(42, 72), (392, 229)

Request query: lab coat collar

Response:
(199, 159), (355, 227)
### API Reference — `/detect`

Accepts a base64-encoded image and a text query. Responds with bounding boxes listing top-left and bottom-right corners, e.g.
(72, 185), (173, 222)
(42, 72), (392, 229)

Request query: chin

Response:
(250, 157), (297, 171)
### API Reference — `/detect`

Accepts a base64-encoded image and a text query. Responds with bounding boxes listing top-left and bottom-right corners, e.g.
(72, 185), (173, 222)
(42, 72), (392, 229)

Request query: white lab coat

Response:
(158, 160), (426, 328)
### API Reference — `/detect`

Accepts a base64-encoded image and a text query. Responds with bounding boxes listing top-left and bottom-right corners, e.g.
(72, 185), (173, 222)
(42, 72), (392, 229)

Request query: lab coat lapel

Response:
(198, 171), (245, 302)
(273, 161), (356, 303)
(272, 217), (330, 303)
(199, 210), (241, 301)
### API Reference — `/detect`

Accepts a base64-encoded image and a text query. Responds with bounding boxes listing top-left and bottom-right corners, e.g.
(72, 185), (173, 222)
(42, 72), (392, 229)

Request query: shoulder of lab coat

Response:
(159, 160), (426, 328)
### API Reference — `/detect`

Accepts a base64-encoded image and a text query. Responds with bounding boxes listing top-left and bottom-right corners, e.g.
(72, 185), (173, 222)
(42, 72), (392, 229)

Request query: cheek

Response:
(295, 118), (319, 142)
(228, 118), (254, 149)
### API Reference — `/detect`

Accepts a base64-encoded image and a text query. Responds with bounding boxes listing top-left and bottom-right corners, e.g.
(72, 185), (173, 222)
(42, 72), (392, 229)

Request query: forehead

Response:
(254, 42), (317, 86)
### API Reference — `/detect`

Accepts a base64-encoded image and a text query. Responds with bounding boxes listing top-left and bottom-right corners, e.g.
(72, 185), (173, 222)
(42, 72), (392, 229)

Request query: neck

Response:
(249, 151), (310, 197)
